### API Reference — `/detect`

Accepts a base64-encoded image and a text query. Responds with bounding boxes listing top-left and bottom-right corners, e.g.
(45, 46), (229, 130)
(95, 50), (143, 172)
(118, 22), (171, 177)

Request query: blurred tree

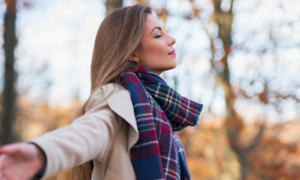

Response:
(0, 0), (34, 145)
(208, 0), (252, 178)
(1, 0), (17, 145)
(187, 0), (300, 179)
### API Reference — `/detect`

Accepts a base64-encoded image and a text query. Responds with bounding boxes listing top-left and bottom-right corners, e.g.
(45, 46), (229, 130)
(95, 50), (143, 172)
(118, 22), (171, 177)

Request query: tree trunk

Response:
(105, 0), (123, 15)
(1, 0), (17, 145)
(211, 0), (248, 179)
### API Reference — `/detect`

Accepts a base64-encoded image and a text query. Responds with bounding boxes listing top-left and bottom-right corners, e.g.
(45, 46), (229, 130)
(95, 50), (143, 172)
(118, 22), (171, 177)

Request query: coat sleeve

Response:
(28, 88), (122, 179)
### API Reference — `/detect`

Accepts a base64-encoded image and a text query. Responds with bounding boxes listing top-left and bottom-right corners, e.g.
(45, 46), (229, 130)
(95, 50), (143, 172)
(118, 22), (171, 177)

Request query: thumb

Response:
(0, 143), (22, 155)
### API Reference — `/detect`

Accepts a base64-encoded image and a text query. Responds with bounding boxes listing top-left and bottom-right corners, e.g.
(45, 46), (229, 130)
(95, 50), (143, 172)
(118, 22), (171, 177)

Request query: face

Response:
(129, 14), (177, 75)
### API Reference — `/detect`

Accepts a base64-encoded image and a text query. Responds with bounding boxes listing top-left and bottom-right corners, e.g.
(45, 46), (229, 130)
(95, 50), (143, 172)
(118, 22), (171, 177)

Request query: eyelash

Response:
(155, 35), (162, 38)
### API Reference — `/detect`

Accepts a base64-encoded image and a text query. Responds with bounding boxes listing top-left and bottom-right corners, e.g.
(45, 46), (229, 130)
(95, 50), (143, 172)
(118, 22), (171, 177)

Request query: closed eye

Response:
(155, 35), (162, 38)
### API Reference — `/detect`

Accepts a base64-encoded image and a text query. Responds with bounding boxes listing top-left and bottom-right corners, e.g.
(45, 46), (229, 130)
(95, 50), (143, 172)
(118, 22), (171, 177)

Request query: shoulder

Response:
(101, 83), (130, 101)
(86, 83), (130, 111)
(87, 83), (137, 133)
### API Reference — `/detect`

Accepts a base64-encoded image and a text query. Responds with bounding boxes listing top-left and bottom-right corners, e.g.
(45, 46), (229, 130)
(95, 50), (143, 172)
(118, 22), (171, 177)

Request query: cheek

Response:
(143, 41), (165, 56)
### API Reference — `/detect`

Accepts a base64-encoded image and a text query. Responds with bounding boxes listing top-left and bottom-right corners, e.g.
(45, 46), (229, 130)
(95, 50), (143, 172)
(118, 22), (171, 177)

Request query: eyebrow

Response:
(149, 26), (163, 35)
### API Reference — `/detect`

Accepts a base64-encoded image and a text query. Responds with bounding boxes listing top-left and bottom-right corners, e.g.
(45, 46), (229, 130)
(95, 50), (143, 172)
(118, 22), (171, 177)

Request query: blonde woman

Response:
(0, 4), (202, 180)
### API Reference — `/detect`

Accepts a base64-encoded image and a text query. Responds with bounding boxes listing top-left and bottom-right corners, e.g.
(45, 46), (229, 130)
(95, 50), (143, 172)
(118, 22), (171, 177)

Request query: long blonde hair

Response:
(72, 4), (152, 180)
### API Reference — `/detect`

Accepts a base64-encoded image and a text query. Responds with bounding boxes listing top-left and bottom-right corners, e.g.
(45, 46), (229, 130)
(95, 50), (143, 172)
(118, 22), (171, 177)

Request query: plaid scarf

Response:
(122, 65), (203, 180)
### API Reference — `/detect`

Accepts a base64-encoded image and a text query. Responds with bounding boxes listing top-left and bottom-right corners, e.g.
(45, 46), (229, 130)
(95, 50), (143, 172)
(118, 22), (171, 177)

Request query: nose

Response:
(167, 35), (176, 46)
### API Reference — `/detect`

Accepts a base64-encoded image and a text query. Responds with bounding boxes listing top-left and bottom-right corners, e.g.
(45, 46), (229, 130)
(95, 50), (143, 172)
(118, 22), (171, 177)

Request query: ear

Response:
(128, 51), (140, 63)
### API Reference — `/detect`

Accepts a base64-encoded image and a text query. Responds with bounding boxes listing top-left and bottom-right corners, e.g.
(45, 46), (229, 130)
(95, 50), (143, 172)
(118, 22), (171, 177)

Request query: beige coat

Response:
(29, 83), (139, 180)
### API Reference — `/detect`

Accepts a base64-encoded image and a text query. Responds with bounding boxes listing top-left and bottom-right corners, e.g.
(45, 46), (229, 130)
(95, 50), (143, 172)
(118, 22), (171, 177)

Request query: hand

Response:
(0, 143), (46, 180)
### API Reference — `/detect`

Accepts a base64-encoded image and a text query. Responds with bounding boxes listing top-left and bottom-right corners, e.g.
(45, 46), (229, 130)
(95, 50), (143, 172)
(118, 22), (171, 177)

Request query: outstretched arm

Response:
(0, 88), (122, 180)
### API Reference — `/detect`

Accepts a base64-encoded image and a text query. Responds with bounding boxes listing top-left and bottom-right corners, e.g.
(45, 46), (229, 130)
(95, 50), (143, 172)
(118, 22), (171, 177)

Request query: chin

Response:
(169, 61), (177, 69)
(150, 62), (177, 75)
(162, 63), (177, 72)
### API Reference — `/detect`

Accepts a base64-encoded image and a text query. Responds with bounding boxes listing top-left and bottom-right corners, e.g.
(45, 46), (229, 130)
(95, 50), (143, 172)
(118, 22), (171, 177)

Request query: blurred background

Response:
(0, 0), (299, 179)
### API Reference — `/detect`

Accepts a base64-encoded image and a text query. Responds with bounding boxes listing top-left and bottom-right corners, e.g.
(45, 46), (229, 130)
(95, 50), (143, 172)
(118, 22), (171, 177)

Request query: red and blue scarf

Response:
(122, 65), (203, 180)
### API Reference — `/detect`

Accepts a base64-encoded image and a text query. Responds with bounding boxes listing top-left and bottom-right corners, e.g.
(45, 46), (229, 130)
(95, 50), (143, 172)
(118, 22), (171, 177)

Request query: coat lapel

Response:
(101, 83), (139, 154)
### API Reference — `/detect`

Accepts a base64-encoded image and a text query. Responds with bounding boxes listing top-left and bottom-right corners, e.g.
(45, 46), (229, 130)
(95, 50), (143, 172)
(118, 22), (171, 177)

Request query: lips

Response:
(168, 49), (176, 55)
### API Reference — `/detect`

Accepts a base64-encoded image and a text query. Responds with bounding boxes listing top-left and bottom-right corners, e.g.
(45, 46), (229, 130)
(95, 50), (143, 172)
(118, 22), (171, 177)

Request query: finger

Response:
(0, 143), (22, 156)
(0, 167), (8, 180)
(1, 168), (9, 180)
(2, 161), (17, 180)
(2, 159), (31, 180)
(0, 155), (6, 169)
(0, 168), (3, 179)
(0, 143), (20, 154)
(0, 156), (10, 170)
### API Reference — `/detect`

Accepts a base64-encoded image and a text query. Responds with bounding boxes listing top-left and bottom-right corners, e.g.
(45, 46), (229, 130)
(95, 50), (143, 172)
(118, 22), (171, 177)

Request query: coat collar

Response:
(101, 83), (138, 154)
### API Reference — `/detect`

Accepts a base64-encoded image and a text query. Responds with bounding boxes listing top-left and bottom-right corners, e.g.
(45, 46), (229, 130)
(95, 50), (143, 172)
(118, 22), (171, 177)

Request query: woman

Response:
(0, 4), (202, 180)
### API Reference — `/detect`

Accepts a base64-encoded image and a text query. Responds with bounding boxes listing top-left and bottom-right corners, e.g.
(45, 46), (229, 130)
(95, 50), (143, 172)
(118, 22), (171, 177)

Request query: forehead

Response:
(144, 14), (163, 33)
